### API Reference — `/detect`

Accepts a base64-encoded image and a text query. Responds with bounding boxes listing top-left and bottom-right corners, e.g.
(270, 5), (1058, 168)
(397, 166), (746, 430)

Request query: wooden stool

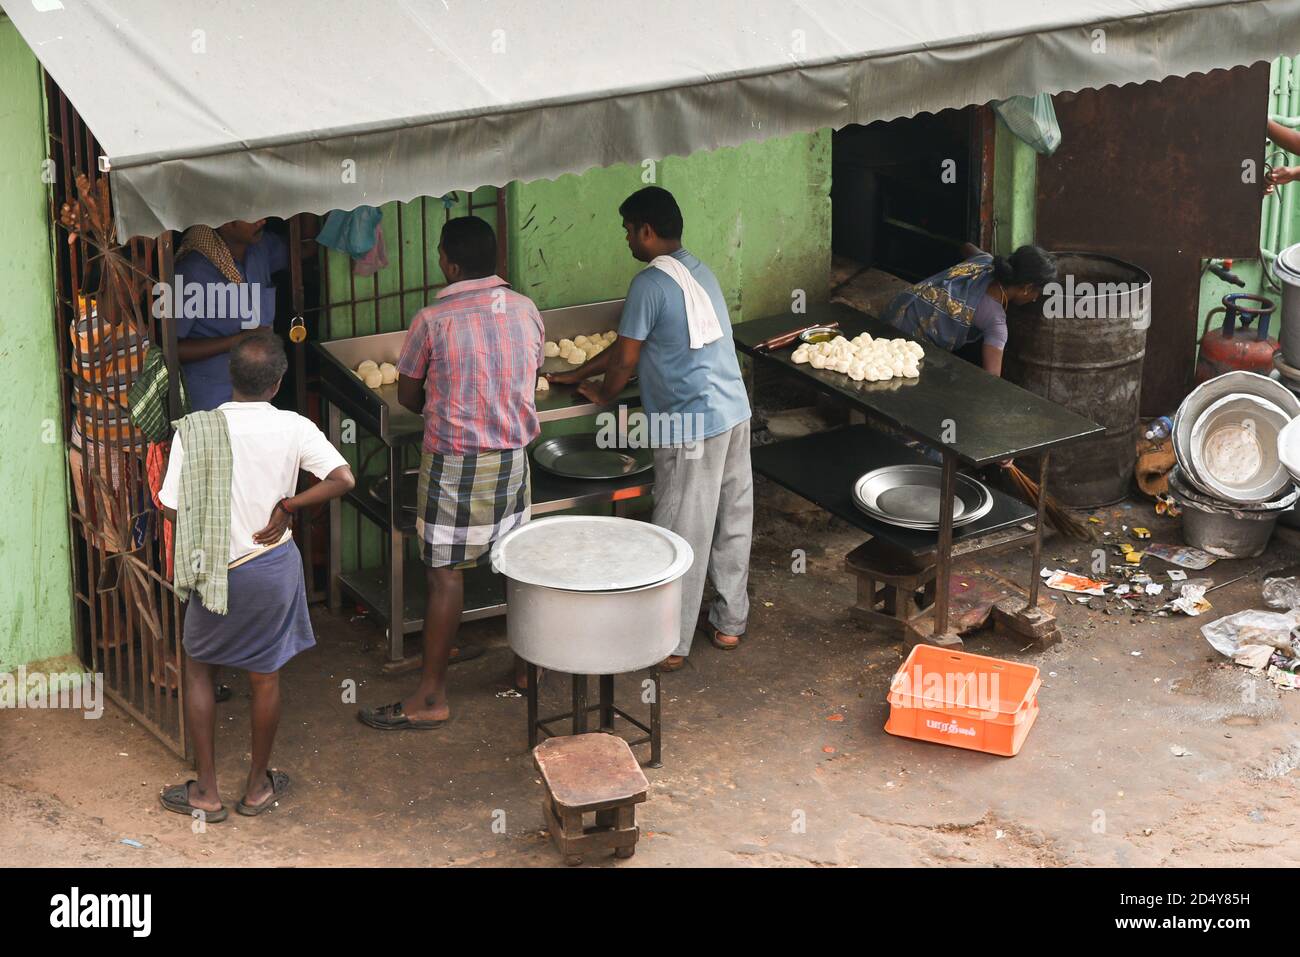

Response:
(534, 733), (648, 866)
(844, 540), (936, 635)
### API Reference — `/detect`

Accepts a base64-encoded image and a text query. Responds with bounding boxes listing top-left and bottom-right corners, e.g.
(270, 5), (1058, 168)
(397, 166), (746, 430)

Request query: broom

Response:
(1003, 463), (1096, 542)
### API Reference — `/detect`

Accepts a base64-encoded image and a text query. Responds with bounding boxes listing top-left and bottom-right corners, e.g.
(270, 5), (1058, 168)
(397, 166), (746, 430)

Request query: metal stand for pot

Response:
(526, 665), (662, 769)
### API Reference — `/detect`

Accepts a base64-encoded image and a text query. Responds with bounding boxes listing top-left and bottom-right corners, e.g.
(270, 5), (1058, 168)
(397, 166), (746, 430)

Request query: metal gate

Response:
(47, 75), (190, 757)
(46, 73), (508, 757)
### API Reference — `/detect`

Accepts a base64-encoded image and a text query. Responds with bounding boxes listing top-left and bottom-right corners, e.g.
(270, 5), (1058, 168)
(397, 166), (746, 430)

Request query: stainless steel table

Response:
(313, 298), (651, 663)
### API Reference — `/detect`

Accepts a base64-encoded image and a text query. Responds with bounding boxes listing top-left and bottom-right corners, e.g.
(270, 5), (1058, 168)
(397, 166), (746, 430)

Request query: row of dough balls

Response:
(543, 329), (618, 366)
(792, 334), (923, 382)
(354, 359), (398, 389)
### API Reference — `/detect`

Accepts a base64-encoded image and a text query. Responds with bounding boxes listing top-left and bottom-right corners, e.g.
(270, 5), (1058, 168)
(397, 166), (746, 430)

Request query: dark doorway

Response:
(832, 106), (991, 283)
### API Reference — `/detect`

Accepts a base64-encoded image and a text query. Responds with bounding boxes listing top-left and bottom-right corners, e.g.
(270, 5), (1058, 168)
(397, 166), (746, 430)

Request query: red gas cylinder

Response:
(1195, 293), (1278, 383)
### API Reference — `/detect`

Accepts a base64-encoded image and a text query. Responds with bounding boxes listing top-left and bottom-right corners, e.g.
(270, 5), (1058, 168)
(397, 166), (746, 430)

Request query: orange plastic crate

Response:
(884, 644), (1041, 757)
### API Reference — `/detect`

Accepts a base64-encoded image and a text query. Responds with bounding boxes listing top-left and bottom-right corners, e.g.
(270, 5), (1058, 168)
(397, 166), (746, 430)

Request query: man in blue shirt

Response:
(550, 187), (753, 671)
(174, 220), (288, 411)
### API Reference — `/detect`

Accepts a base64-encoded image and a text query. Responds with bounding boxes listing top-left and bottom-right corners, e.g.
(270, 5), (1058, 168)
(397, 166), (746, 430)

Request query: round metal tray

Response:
(532, 433), (653, 480)
(852, 465), (993, 530)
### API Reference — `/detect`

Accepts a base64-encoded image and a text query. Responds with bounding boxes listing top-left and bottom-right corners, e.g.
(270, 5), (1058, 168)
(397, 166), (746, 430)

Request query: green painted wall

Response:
(992, 120), (1038, 255)
(0, 19), (74, 672)
(507, 131), (833, 321)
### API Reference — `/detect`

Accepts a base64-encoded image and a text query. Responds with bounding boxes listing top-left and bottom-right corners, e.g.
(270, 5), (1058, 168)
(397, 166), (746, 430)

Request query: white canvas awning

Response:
(4, 0), (1298, 239)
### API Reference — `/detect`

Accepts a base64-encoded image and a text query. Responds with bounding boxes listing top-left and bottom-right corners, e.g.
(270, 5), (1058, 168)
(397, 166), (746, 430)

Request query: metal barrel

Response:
(1003, 252), (1152, 508)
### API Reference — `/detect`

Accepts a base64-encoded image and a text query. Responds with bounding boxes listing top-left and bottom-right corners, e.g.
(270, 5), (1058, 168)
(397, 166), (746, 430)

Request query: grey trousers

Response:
(652, 419), (753, 656)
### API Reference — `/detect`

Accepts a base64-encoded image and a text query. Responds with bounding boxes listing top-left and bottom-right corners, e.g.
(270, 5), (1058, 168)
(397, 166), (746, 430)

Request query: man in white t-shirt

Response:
(157, 333), (355, 822)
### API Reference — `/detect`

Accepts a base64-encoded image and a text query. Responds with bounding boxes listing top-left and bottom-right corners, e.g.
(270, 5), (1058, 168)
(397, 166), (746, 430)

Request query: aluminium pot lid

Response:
(1277, 243), (1300, 280)
(490, 516), (694, 592)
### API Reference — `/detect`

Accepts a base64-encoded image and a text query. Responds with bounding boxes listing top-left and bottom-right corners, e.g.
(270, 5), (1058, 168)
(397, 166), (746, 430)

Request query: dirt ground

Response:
(4, 482), (1300, 868)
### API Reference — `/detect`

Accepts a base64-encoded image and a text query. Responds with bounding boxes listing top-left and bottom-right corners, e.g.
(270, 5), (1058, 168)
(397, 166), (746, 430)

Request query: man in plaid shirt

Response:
(359, 216), (545, 731)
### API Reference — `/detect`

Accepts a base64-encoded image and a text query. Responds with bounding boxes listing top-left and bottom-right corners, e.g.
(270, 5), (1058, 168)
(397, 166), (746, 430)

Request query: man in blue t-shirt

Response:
(174, 220), (288, 411)
(550, 187), (753, 671)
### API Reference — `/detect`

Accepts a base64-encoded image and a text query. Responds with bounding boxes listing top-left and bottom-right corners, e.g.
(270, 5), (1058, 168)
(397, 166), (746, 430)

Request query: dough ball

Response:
(559, 342), (575, 359)
(792, 346), (811, 364)
(566, 347), (587, 365)
(810, 354), (829, 370)
(559, 338), (575, 351)
(363, 370), (383, 389)
(574, 335), (590, 348)
(848, 364), (866, 382)
(536, 376), (550, 392)
(902, 364), (919, 378)
(603, 331), (618, 343)
(832, 356), (852, 374)
(356, 359), (378, 376)
(543, 341), (560, 358)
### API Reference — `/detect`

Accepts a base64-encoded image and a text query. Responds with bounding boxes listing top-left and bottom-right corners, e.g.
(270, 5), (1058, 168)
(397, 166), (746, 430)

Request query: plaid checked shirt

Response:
(398, 276), (546, 455)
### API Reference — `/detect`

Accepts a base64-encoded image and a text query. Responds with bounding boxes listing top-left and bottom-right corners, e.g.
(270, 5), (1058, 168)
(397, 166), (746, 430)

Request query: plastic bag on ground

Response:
(1262, 577), (1300, 610)
(1200, 609), (1300, 659)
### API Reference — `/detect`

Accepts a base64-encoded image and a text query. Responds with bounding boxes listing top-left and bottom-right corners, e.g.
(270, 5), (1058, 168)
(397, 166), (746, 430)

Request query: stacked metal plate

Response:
(852, 465), (993, 530)
(1171, 371), (1299, 504)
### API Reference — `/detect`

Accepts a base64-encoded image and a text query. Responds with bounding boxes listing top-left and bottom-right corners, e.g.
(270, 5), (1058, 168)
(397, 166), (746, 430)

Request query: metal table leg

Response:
(647, 668), (663, 769)
(572, 674), (589, 734)
(527, 662), (539, 749)
(327, 401), (343, 612)
(599, 674), (615, 731)
(931, 450), (958, 638)
(387, 442), (404, 663)
(1028, 453), (1050, 609)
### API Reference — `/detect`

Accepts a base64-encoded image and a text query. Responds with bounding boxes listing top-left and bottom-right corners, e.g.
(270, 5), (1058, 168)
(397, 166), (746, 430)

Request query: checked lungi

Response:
(415, 448), (531, 569)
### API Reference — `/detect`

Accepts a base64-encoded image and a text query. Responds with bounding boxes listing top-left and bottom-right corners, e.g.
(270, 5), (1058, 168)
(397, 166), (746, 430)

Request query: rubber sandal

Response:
(709, 629), (741, 651)
(214, 683), (233, 703)
(659, 655), (687, 672)
(236, 769), (290, 816)
(159, 780), (228, 823)
(357, 701), (449, 731)
(449, 644), (485, 665)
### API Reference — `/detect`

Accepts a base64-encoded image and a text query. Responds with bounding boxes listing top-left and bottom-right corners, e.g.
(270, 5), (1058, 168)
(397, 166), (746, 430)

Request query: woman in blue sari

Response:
(882, 244), (1057, 377)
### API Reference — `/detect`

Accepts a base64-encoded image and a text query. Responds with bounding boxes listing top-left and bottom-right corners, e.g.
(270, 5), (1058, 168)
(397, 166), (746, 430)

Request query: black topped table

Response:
(737, 302), (1103, 644)
(751, 426), (1035, 560)
(734, 303), (1103, 467)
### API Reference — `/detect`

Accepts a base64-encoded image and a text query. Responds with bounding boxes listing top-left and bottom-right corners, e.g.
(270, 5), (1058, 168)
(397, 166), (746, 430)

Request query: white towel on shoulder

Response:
(650, 254), (724, 349)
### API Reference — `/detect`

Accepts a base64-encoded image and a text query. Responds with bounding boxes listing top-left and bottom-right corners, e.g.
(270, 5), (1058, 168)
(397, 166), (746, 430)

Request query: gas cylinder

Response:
(1194, 292), (1278, 383)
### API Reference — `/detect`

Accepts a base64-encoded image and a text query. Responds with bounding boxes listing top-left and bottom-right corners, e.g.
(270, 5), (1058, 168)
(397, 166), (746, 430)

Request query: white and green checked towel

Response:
(172, 410), (233, 615)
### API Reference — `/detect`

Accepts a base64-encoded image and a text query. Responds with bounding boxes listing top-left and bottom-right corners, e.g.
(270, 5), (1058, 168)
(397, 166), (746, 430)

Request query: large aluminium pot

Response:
(490, 516), (694, 675)
(1003, 252), (1151, 508)
(1274, 243), (1300, 367)
(1168, 466), (1298, 559)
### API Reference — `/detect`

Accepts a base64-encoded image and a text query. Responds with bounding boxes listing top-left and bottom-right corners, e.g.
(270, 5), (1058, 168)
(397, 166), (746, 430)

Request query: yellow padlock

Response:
(289, 314), (307, 344)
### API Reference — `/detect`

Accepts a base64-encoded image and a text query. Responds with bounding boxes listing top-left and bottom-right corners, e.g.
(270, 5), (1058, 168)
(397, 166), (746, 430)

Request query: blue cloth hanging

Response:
(317, 205), (383, 257)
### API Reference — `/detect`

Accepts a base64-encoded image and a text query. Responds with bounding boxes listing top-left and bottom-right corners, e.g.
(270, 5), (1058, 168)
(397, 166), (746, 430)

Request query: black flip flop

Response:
(236, 769), (290, 816)
(357, 701), (449, 731)
(159, 780), (228, 823)
(214, 683), (233, 703)
(449, 644), (485, 665)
